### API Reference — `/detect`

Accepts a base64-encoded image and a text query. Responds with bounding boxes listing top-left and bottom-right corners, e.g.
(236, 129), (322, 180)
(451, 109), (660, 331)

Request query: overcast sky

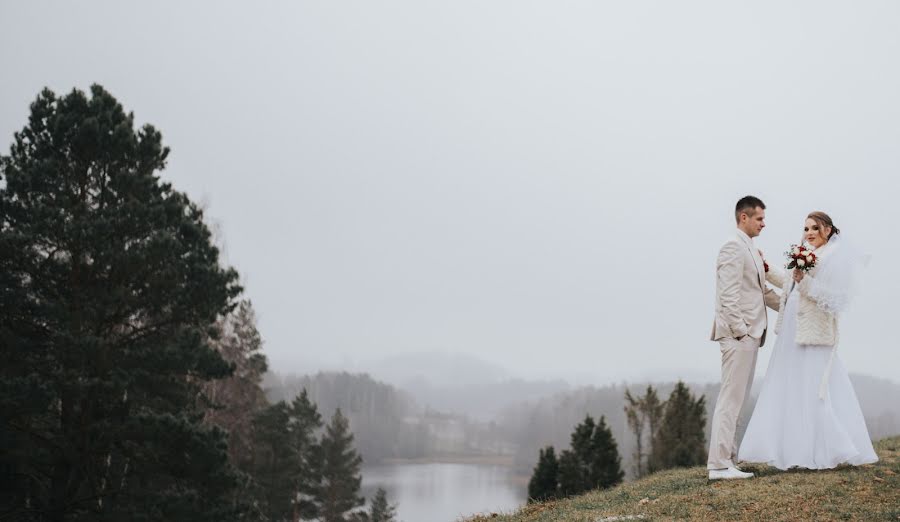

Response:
(2, 1), (898, 385)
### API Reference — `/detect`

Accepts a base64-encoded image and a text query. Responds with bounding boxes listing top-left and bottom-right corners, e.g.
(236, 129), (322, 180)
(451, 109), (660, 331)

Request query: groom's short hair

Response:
(735, 195), (765, 223)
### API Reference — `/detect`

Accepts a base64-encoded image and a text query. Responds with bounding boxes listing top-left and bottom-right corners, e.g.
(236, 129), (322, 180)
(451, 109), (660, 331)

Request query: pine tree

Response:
(556, 448), (583, 497)
(527, 446), (559, 502)
(0, 85), (245, 520)
(317, 409), (365, 522)
(368, 488), (397, 522)
(247, 391), (326, 522)
(252, 401), (301, 520)
(588, 416), (624, 489)
(557, 415), (591, 496)
(570, 415), (596, 466)
(555, 415), (624, 498)
(652, 382), (707, 470)
(290, 390), (324, 521)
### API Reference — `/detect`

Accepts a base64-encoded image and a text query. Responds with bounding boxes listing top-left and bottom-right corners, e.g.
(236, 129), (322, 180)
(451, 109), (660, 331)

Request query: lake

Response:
(361, 462), (527, 522)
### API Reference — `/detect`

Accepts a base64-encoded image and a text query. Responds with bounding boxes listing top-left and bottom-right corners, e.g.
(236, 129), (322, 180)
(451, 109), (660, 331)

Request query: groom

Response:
(708, 195), (781, 480)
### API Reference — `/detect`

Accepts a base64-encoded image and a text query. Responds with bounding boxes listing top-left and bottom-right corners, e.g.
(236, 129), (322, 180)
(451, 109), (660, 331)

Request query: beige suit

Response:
(707, 229), (781, 470)
(710, 230), (781, 345)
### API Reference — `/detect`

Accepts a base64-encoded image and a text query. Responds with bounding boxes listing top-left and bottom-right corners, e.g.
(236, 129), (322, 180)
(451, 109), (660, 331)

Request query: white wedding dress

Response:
(738, 289), (878, 470)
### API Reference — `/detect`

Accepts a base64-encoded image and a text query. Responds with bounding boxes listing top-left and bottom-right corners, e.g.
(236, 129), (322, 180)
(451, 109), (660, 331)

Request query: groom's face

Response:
(740, 207), (766, 238)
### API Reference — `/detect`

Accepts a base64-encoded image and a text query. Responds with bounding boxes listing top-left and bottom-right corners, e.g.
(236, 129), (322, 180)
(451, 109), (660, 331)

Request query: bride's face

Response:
(804, 218), (831, 249)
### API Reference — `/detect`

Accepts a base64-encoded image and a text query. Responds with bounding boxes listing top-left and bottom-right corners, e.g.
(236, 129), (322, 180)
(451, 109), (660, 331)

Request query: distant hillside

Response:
(357, 352), (570, 420)
(467, 436), (900, 521)
(262, 370), (517, 463)
(264, 371), (422, 463)
(359, 352), (513, 389)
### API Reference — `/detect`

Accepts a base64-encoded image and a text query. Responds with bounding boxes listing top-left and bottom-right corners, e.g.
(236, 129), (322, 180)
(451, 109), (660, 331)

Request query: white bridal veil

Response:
(804, 233), (870, 399)
(805, 233), (869, 316)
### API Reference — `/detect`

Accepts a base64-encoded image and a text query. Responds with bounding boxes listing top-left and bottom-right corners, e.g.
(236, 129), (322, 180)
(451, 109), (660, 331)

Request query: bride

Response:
(738, 211), (878, 470)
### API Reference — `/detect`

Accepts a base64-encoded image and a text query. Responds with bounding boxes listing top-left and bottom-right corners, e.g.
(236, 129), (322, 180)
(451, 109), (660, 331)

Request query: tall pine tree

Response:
(316, 409), (365, 522)
(557, 415), (595, 495)
(556, 449), (583, 498)
(0, 85), (245, 521)
(651, 382), (707, 470)
(248, 391), (326, 522)
(588, 416), (624, 489)
(527, 446), (559, 502)
(289, 390), (324, 522)
(251, 401), (301, 520)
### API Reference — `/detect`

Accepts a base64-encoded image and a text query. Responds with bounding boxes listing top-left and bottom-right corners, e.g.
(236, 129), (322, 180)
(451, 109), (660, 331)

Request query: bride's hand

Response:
(793, 269), (804, 283)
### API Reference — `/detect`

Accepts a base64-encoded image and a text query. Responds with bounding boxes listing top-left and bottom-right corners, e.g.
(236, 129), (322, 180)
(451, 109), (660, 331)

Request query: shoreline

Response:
(376, 454), (516, 466)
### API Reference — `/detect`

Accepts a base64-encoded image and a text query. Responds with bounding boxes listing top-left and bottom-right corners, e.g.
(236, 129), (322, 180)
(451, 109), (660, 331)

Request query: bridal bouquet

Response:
(786, 244), (817, 272)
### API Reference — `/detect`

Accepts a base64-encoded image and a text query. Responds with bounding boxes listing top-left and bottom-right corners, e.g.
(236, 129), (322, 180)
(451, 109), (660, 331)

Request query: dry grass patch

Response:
(465, 436), (900, 522)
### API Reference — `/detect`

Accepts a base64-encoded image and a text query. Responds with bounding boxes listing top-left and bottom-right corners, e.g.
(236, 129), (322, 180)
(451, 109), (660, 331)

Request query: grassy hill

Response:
(467, 436), (900, 522)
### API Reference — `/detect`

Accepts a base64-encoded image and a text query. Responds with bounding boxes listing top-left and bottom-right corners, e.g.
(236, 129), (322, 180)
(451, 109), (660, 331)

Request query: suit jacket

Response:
(711, 229), (781, 346)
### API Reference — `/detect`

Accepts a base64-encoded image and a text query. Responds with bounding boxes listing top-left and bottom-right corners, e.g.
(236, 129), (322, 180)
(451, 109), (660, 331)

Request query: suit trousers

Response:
(707, 335), (760, 470)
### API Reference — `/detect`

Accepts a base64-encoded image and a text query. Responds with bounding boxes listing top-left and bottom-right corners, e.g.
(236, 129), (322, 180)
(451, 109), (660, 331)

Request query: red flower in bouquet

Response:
(785, 244), (817, 272)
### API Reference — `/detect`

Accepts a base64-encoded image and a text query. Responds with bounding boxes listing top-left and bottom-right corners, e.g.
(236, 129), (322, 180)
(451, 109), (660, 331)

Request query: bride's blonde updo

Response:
(807, 211), (840, 239)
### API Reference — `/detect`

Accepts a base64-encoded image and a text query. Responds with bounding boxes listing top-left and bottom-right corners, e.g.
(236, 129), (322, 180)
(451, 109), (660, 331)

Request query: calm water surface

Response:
(361, 462), (527, 522)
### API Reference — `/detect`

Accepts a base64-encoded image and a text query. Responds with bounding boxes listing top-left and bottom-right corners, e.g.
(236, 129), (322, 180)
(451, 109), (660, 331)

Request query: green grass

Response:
(466, 436), (900, 522)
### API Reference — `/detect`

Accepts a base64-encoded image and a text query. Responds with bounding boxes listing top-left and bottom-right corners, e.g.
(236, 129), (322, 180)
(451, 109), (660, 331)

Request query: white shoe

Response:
(708, 467), (754, 480)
